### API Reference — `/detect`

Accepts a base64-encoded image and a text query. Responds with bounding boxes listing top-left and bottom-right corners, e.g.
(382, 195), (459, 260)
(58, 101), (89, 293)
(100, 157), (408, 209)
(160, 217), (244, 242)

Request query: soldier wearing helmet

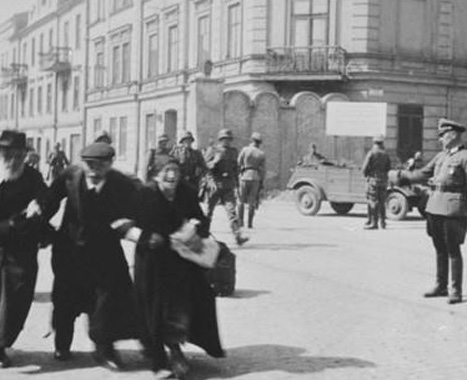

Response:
(145, 133), (172, 182)
(237, 132), (266, 229)
(170, 130), (207, 192)
(204, 129), (248, 246)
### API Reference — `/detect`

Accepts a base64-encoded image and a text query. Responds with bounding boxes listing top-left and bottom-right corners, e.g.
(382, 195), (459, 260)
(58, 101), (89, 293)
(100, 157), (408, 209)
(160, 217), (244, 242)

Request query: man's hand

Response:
(26, 200), (42, 218)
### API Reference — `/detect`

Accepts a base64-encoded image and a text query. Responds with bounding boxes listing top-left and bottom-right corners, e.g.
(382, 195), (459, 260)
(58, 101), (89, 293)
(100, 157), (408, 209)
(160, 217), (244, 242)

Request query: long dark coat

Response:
(43, 166), (139, 343)
(0, 165), (47, 347)
(133, 181), (224, 358)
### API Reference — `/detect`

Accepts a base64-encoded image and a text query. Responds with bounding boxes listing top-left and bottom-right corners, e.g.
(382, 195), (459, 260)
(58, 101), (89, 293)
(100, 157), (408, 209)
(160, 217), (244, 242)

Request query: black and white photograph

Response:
(1, 0), (467, 379)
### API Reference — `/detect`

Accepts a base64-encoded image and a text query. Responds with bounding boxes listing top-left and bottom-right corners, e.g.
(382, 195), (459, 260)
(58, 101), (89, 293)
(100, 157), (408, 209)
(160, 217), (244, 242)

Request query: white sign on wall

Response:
(326, 102), (387, 137)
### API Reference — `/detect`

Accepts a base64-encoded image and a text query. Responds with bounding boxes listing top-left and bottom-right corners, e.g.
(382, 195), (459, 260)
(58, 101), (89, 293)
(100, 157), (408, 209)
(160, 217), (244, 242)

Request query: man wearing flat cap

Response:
(145, 133), (172, 182)
(0, 130), (48, 368)
(362, 135), (391, 229)
(170, 130), (207, 192)
(40, 141), (140, 369)
(397, 118), (467, 304)
(237, 132), (266, 229)
(204, 129), (248, 246)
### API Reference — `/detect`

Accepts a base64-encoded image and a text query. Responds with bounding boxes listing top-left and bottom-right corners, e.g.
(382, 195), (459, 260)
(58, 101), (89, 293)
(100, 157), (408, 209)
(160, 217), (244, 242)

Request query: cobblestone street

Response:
(3, 200), (467, 380)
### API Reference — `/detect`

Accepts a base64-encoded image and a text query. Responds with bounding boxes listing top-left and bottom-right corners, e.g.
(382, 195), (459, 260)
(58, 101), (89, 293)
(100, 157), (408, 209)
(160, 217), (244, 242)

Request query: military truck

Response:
(286, 163), (428, 220)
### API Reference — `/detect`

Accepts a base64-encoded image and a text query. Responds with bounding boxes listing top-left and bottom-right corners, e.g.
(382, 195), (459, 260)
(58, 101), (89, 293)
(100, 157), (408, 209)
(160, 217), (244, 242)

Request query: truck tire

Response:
(386, 192), (409, 221)
(295, 186), (322, 216)
(330, 202), (354, 215)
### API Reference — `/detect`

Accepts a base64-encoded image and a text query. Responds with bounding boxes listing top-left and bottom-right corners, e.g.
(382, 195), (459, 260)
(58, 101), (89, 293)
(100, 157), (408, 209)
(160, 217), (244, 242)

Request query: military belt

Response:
(430, 184), (465, 193)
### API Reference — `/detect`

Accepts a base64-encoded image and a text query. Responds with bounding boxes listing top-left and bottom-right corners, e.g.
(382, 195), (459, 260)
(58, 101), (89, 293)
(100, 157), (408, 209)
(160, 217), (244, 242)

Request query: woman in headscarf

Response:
(128, 156), (224, 378)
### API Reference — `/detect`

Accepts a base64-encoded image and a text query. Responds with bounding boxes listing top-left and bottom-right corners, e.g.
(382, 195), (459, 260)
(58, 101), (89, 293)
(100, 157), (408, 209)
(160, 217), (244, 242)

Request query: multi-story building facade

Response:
(2, 0), (467, 188)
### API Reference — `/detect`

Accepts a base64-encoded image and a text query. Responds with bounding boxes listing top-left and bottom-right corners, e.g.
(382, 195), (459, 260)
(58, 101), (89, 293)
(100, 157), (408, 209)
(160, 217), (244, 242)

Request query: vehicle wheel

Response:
(295, 186), (322, 216)
(330, 202), (354, 215)
(386, 192), (409, 221)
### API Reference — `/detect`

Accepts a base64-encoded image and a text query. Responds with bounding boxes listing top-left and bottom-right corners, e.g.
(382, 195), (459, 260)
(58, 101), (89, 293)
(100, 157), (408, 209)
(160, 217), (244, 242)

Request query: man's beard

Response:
(0, 161), (24, 181)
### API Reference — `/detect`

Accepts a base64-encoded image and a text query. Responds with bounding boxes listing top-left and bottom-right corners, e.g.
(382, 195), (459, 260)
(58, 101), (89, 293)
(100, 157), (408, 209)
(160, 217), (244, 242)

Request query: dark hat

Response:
(81, 142), (115, 160)
(158, 133), (169, 142)
(373, 135), (385, 143)
(251, 132), (262, 142)
(179, 130), (194, 143)
(438, 118), (466, 136)
(218, 128), (233, 141)
(0, 130), (27, 150)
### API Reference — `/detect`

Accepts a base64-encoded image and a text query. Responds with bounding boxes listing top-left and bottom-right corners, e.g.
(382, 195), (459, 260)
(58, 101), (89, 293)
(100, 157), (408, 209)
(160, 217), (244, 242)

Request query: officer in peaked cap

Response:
(170, 130), (207, 191)
(438, 118), (466, 136)
(398, 117), (467, 304)
(40, 140), (140, 368)
(237, 132), (266, 229)
(204, 128), (249, 246)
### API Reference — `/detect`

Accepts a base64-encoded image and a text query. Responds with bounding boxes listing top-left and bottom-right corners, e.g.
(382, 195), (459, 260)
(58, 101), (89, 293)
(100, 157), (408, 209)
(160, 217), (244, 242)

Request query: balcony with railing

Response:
(39, 47), (72, 73)
(1, 63), (28, 88)
(266, 46), (347, 77)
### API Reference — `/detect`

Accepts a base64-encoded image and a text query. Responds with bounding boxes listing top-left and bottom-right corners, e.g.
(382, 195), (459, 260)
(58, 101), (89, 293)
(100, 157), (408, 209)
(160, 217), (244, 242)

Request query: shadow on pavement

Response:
(229, 289), (271, 299)
(9, 349), (149, 374)
(247, 243), (337, 250)
(188, 344), (376, 379)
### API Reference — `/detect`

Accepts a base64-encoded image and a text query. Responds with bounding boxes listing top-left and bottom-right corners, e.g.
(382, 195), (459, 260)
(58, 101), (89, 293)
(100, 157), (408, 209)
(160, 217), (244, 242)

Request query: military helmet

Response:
(251, 132), (262, 143)
(218, 128), (233, 141)
(179, 130), (195, 143)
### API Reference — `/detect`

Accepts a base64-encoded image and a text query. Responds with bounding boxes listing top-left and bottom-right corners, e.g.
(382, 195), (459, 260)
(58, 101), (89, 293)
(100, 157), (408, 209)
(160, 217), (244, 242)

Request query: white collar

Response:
(85, 178), (106, 193)
(449, 145), (463, 155)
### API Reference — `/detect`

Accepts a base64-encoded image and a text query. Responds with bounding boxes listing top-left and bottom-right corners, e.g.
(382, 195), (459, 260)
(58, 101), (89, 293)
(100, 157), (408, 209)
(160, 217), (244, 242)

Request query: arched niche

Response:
(223, 90), (252, 148)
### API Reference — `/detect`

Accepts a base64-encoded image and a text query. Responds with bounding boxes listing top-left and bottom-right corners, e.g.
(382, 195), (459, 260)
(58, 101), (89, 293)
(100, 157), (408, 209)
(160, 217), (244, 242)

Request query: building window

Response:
(29, 88), (34, 117)
(109, 117), (118, 145)
(110, 30), (131, 84)
(147, 32), (158, 78)
(227, 3), (241, 58)
(21, 95), (25, 118)
(119, 116), (127, 157)
(49, 28), (53, 50)
(31, 38), (35, 66)
(73, 76), (80, 110)
(112, 0), (133, 13)
(22, 42), (27, 65)
(93, 118), (102, 138)
(95, 41), (105, 87)
(37, 86), (43, 114)
(10, 93), (14, 119)
(40, 33), (44, 55)
(62, 79), (68, 112)
(46, 83), (52, 114)
(167, 25), (179, 72)
(64, 21), (70, 48)
(197, 15), (210, 65)
(145, 113), (156, 150)
(290, 0), (329, 46)
(397, 105), (423, 162)
(97, 0), (105, 21)
(75, 14), (81, 49)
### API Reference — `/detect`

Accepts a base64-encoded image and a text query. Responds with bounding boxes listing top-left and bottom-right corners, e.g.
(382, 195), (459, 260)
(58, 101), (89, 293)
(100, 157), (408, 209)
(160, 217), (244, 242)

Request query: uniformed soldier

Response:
(204, 129), (248, 246)
(145, 133), (172, 182)
(170, 131), (207, 192)
(397, 118), (467, 304)
(237, 132), (266, 228)
(362, 135), (391, 229)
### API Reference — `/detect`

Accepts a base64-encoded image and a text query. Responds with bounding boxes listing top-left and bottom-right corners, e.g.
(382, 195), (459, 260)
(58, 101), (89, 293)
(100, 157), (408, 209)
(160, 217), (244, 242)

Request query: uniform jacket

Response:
(238, 144), (266, 182)
(170, 145), (207, 188)
(204, 144), (239, 189)
(362, 145), (391, 185)
(404, 146), (467, 217)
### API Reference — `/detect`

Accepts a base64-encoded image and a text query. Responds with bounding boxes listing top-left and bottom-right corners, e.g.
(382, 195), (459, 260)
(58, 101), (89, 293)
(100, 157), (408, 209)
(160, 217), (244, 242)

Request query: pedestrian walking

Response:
(41, 142), (140, 370)
(145, 133), (172, 182)
(0, 130), (48, 369)
(25, 145), (41, 171)
(122, 157), (224, 378)
(237, 132), (266, 228)
(396, 118), (467, 304)
(362, 135), (391, 229)
(170, 130), (207, 192)
(204, 129), (248, 246)
(46, 142), (69, 182)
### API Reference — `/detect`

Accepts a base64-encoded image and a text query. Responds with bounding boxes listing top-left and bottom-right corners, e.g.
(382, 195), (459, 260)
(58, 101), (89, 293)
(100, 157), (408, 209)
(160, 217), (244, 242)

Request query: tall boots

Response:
(363, 206), (378, 229)
(424, 251), (449, 298)
(247, 207), (255, 229)
(379, 203), (386, 229)
(449, 256), (463, 304)
(237, 203), (244, 227)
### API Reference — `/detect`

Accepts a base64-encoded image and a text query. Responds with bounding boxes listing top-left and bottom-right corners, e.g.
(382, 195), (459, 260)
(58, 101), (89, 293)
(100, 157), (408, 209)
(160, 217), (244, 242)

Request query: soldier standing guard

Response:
(170, 130), (207, 192)
(205, 129), (248, 246)
(362, 135), (391, 229)
(237, 132), (266, 228)
(396, 118), (467, 304)
(41, 142), (140, 370)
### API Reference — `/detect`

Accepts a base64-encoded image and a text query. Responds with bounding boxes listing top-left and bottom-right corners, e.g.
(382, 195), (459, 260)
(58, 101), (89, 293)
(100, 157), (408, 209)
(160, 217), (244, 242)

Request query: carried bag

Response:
(205, 241), (236, 297)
